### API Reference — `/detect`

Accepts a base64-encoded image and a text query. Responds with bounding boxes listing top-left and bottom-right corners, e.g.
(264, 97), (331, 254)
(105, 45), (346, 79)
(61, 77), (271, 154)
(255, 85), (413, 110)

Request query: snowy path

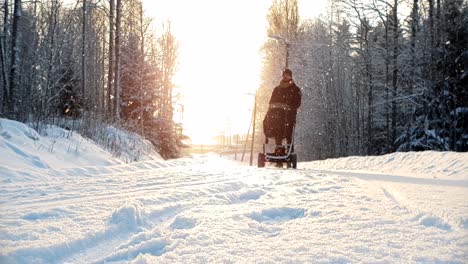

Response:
(1, 155), (467, 263)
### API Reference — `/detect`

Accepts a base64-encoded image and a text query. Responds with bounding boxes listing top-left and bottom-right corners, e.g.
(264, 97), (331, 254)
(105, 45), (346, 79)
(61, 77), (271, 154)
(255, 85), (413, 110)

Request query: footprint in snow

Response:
(420, 215), (452, 231)
(22, 211), (61, 221)
(170, 216), (198, 230)
(22, 208), (72, 221)
(296, 187), (318, 194)
(247, 207), (306, 223)
(318, 186), (342, 192)
(228, 189), (265, 204)
(413, 213), (452, 231)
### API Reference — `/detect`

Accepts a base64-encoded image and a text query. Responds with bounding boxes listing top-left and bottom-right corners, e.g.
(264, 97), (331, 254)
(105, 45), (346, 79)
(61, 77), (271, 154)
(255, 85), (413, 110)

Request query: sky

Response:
(143, 0), (328, 144)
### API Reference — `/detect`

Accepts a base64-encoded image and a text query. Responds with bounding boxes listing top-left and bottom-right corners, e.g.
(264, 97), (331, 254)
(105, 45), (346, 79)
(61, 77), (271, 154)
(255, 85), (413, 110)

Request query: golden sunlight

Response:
(143, 0), (327, 144)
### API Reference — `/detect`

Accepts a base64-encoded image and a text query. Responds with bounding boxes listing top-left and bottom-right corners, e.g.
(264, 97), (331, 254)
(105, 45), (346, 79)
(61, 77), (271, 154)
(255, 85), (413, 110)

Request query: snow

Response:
(451, 107), (468, 115)
(1, 119), (467, 263)
(302, 151), (468, 180)
(0, 118), (161, 171)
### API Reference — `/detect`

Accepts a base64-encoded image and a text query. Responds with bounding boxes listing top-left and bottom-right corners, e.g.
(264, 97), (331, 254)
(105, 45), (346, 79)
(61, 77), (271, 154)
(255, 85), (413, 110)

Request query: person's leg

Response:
(275, 136), (285, 165)
(275, 136), (283, 154)
(286, 125), (292, 144)
(285, 112), (294, 145)
(286, 123), (293, 144)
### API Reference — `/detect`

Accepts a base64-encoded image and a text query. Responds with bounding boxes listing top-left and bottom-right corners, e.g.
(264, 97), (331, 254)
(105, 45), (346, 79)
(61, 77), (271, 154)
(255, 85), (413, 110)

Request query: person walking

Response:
(263, 68), (302, 160)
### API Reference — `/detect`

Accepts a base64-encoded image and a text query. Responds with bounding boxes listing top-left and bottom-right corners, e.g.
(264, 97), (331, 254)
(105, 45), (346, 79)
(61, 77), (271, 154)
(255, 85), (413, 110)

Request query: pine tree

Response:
(405, 0), (467, 151)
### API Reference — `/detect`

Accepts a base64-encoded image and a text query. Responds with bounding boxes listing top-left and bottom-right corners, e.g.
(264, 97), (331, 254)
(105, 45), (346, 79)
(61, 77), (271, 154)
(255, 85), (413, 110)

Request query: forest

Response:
(258, 0), (467, 160)
(0, 0), (183, 158)
(1, 0), (467, 161)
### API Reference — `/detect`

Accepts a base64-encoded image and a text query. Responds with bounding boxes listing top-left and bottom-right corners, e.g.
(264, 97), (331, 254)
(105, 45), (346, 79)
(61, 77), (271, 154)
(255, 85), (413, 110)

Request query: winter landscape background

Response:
(0, 0), (467, 263)
(0, 118), (467, 263)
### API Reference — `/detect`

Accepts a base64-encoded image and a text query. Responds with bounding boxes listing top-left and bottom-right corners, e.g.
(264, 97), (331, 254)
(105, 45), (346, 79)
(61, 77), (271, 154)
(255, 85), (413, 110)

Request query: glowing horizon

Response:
(143, 0), (328, 144)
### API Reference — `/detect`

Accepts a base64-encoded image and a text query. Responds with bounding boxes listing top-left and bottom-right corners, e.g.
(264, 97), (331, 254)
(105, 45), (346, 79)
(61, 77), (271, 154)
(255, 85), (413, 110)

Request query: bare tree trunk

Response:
(107, 0), (114, 117)
(44, 1), (59, 117)
(328, 7), (336, 158)
(2, 0), (7, 41)
(0, 0), (9, 112)
(428, 0), (435, 81)
(114, 0), (121, 119)
(384, 7), (391, 152)
(0, 37), (8, 113)
(428, 0), (434, 49)
(362, 22), (373, 155)
(26, 0), (39, 115)
(0, 39), (5, 106)
(82, 0), (87, 110)
(139, 2), (145, 135)
(435, 0), (441, 48)
(8, 0), (21, 119)
(99, 33), (105, 115)
(365, 40), (373, 155)
(410, 0), (419, 98)
(355, 81), (361, 155)
(391, 0), (399, 150)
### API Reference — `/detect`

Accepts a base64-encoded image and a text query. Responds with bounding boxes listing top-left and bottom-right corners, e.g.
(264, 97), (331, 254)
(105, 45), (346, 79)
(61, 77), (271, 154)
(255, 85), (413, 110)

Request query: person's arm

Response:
(292, 86), (302, 110)
(269, 87), (278, 105)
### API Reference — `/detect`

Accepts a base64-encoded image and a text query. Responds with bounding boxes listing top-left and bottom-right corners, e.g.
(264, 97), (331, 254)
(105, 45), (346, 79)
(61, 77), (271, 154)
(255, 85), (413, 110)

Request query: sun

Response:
(143, 0), (270, 144)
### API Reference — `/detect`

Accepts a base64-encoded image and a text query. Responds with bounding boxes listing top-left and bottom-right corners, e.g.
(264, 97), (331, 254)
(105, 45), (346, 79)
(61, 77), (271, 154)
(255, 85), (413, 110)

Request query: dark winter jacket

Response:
(268, 80), (302, 124)
(263, 80), (302, 139)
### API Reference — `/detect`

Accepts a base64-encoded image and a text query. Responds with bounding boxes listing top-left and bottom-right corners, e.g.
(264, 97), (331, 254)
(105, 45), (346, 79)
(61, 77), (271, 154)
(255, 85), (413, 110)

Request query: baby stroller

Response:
(258, 104), (298, 169)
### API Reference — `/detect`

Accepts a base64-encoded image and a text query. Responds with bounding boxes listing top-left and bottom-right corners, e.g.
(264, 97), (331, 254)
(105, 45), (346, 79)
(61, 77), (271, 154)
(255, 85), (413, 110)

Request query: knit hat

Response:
(283, 68), (292, 77)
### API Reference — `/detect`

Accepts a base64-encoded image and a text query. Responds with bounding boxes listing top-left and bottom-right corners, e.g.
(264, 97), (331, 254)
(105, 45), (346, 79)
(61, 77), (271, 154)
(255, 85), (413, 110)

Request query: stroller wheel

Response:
(258, 153), (266, 168)
(291, 154), (297, 169)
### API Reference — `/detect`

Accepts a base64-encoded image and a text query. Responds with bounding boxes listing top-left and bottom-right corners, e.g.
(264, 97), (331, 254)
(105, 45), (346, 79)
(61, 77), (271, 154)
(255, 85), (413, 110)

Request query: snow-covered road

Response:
(1, 154), (467, 263)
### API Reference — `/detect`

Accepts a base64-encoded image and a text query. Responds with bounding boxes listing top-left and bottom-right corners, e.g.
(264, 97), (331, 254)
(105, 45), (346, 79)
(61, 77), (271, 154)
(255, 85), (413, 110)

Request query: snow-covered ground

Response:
(0, 118), (160, 170)
(1, 119), (467, 263)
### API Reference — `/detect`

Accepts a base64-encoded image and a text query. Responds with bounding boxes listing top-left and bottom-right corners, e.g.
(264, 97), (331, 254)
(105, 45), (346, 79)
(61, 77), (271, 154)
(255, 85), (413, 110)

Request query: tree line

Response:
(258, 0), (467, 160)
(0, 0), (184, 158)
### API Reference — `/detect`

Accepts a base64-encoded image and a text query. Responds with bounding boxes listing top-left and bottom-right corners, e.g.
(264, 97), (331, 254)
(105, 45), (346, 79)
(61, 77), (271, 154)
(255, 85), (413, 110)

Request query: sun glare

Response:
(143, 0), (328, 145)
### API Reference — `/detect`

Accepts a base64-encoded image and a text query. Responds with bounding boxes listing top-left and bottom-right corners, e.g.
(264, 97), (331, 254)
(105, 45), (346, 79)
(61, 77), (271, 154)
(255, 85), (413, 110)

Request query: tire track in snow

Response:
(300, 167), (467, 231)
(4, 157), (310, 263)
(301, 168), (468, 188)
(0, 160), (203, 204)
(2, 204), (183, 264)
(381, 186), (455, 231)
(1, 158), (261, 263)
(3, 155), (467, 263)
(1, 164), (258, 213)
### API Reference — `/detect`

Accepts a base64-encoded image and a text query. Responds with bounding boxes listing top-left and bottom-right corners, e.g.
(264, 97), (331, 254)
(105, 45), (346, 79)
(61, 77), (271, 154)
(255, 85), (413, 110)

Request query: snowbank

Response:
(0, 118), (161, 170)
(302, 151), (468, 180)
(97, 126), (161, 163)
